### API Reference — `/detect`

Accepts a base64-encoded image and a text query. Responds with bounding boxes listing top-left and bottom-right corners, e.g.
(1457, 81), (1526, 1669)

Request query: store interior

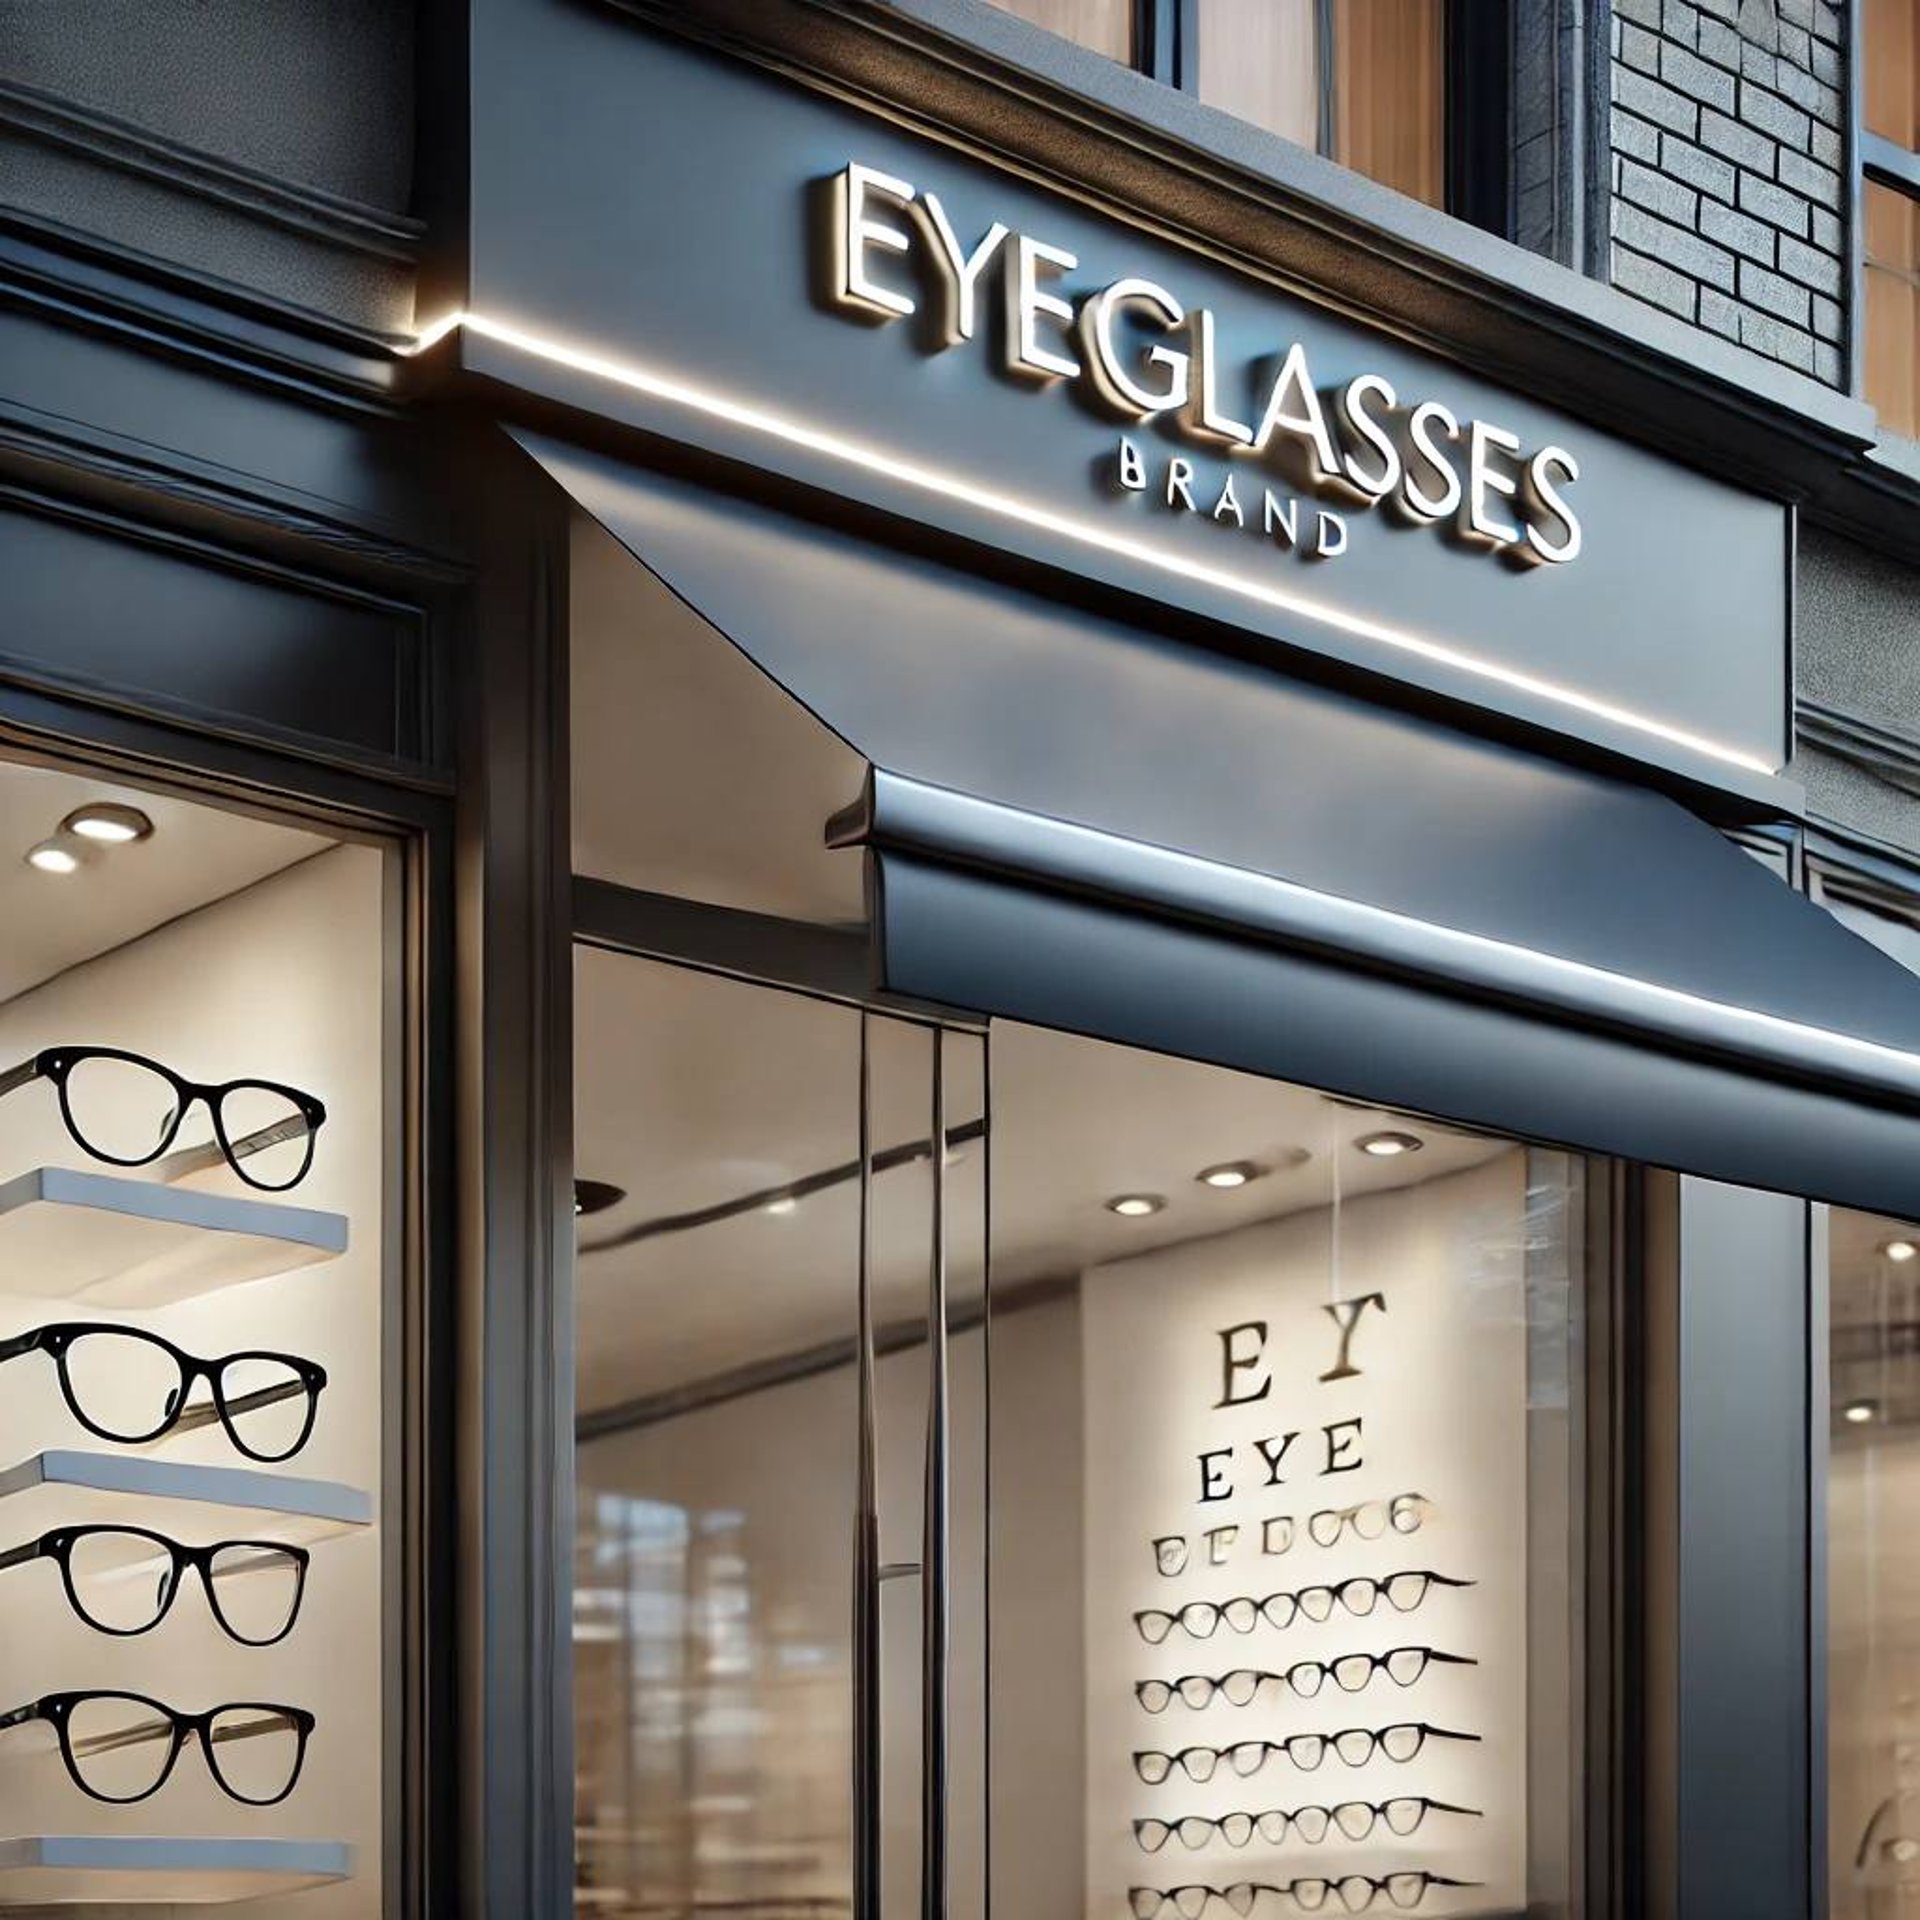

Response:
(568, 510), (1588, 1919)
(0, 756), (387, 1913)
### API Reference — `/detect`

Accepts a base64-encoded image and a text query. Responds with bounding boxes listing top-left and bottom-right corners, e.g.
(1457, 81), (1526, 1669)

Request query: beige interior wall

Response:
(0, 845), (387, 1916)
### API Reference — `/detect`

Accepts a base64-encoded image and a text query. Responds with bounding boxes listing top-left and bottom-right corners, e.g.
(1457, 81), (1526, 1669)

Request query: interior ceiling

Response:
(568, 509), (868, 926)
(572, 946), (1509, 1418)
(0, 760), (329, 1007)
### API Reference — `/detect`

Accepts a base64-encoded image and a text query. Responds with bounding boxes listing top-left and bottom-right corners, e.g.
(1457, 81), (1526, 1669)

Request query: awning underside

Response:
(519, 427), (1920, 1218)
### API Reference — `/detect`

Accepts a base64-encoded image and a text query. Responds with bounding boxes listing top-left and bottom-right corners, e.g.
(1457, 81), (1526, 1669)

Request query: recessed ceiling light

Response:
(573, 1179), (626, 1219)
(25, 841), (79, 876)
(765, 1196), (798, 1217)
(1107, 1193), (1166, 1218)
(62, 803), (153, 845)
(1356, 1131), (1423, 1158)
(1884, 1239), (1918, 1264)
(1197, 1161), (1263, 1190)
(1844, 1398), (1879, 1425)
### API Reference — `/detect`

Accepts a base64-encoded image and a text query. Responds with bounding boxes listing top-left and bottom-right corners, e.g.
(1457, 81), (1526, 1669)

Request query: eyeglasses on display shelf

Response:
(1128, 1872), (1483, 1916)
(0, 1691), (315, 1806)
(0, 1322), (327, 1462)
(1133, 1798), (1484, 1852)
(1305, 1493), (1431, 1550)
(1134, 1723), (1484, 1783)
(0, 1527), (310, 1645)
(1135, 1648), (1478, 1712)
(0, 1046), (326, 1191)
(1133, 1571), (1472, 1643)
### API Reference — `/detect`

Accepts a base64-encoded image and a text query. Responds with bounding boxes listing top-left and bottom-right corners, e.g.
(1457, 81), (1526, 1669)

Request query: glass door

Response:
(570, 946), (985, 1920)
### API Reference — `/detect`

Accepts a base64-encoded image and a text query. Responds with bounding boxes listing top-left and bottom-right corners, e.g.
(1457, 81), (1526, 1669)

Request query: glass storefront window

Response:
(1826, 892), (1920, 1917)
(1866, 180), (1920, 441)
(0, 754), (392, 1912)
(569, 954), (1596, 1916)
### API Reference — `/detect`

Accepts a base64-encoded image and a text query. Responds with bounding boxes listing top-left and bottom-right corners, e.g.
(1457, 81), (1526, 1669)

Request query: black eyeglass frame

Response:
(1131, 1569), (1475, 1643)
(0, 1322), (328, 1462)
(0, 1525), (311, 1645)
(0, 1690), (316, 1806)
(0, 1046), (326, 1191)
(1131, 1796), (1484, 1851)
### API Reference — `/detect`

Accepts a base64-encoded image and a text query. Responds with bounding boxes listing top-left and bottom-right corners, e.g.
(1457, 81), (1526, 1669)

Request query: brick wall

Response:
(1609, 0), (1847, 384)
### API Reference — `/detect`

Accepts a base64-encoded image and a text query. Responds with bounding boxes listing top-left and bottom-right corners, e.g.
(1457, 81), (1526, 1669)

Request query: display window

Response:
(0, 752), (392, 1912)
(1822, 889), (1920, 1919)
(565, 511), (1599, 1920)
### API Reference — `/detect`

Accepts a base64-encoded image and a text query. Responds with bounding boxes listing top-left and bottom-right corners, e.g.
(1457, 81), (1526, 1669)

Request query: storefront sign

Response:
(830, 163), (1582, 569)
(463, 1), (1791, 782)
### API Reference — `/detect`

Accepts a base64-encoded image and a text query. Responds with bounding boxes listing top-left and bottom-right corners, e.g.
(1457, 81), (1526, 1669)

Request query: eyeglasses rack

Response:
(0, 1148), (364, 1906)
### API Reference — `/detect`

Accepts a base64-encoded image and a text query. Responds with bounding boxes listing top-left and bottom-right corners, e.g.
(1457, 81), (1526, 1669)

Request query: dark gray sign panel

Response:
(462, 1), (1789, 788)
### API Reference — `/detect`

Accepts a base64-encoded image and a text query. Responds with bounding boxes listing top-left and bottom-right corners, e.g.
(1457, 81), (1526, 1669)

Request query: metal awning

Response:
(519, 427), (1920, 1219)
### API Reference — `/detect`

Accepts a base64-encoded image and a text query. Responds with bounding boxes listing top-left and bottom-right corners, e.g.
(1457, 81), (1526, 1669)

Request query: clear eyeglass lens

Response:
(64, 1694), (175, 1801)
(1385, 1875), (1427, 1910)
(1221, 1599), (1257, 1634)
(1292, 1881), (1331, 1913)
(1385, 1649), (1427, 1686)
(1138, 1753), (1172, 1784)
(60, 1056), (183, 1163)
(206, 1544), (302, 1644)
(1335, 1875), (1379, 1913)
(1135, 1822), (1171, 1853)
(1340, 1578), (1379, 1617)
(216, 1083), (313, 1190)
(60, 1331), (184, 1442)
(1154, 1538), (1189, 1577)
(1138, 1613), (1174, 1645)
(1185, 1749), (1221, 1782)
(1218, 1813), (1254, 1847)
(1383, 1573), (1428, 1611)
(1261, 1594), (1297, 1630)
(1224, 1885), (1259, 1916)
(1221, 1671), (1262, 1707)
(1130, 1890), (1160, 1919)
(1380, 1724), (1423, 1763)
(1390, 1497), (1426, 1535)
(64, 1531), (176, 1633)
(1174, 1887), (1210, 1919)
(1298, 1585), (1335, 1622)
(1334, 1802), (1376, 1841)
(1287, 1662), (1326, 1699)
(1383, 1799), (1424, 1836)
(1178, 1677), (1214, 1709)
(1292, 1806), (1330, 1843)
(1331, 1656), (1373, 1693)
(1308, 1512), (1341, 1547)
(1332, 1729), (1377, 1766)
(1351, 1503), (1388, 1540)
(203, 1706), (302, 1804)
(1227, 1743), (1267, 1778)
(1182, 1604), (1221, 1639)
(1288, 1735), (1327, 1772)
(215, 1357), (312, 1461)
(1139, 1682), (1173, 1713)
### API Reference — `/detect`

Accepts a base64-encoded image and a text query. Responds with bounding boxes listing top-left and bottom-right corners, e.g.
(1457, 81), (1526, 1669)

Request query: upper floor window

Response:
(984, 0), (1454, 213)
(1863, 0), (1920, 437)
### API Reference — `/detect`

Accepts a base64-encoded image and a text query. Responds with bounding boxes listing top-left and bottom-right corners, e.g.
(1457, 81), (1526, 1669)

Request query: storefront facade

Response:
(2, 2), (1920, 1916)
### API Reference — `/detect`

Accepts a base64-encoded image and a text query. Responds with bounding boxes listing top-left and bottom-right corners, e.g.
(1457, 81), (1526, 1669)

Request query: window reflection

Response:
(1866, 181), (1920, 441)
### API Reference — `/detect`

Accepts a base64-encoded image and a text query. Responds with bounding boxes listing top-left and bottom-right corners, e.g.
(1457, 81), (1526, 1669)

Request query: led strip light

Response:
(404, 310), (1776, 779)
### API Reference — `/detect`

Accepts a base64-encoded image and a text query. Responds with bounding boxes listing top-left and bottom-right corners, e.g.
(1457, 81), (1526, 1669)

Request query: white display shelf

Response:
(0, 1834), (351, 1903)
(0, 1452), (371, 1546)
(0, 1166), (346, 1309)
